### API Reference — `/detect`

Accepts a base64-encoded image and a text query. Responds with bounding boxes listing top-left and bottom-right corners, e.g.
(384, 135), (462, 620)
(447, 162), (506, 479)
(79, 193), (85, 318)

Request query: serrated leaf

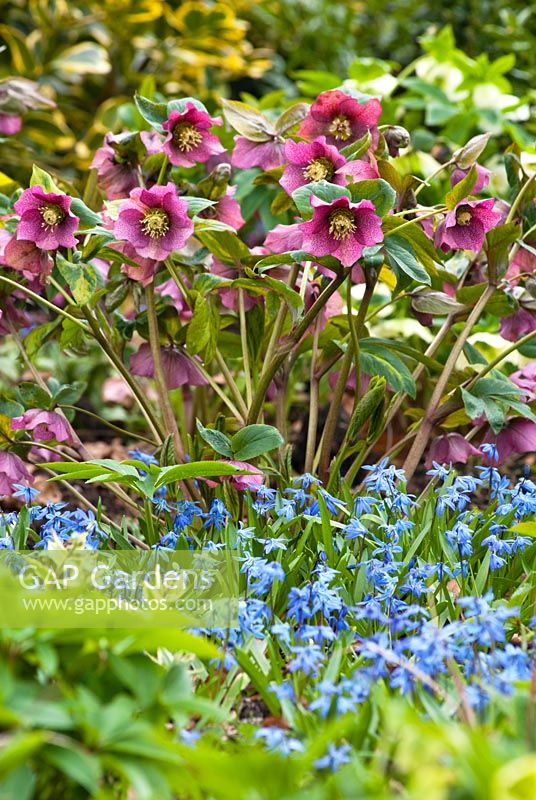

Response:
(56, 254), (99, 305)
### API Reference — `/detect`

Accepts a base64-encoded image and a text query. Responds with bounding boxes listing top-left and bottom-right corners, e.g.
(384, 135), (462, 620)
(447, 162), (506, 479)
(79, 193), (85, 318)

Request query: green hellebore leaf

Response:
(231, 424), (284, 461)
(30, 165), (62, 194)
(221, 99), (275, 142)
(292, 180), (350, 219)
(134, 94), (168, 130)
(445, 164), (478, 210)
(196, 420), (233, 458)
(384, 235), (431, 286)
(56, 253), (99, 305)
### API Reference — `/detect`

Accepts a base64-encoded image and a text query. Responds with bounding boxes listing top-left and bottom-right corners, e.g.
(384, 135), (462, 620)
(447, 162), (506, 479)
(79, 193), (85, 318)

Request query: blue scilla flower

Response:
(153, 496), (171, 513)
(254, 727), (304, 756)
(293, 473), (321, 490)
(235, 523), (256, 548)
(12, 484), (40, 503)
(362, 458), (405, 493)
(0, 537), (14, 550)
(248, 560), (285, 596)
(288, 643), (324, 676)
(309, 680), (338, 716)
(426, 462), (450, 481)
(284, 487), (311, 509)
(270, 680), (296, 703)
(457, 593), (516, 647)
(173, 500), (202, 532)
(0, 512), (18, 528)
(251, 485), (277, 514)
(128, 448), (158, 465)
(314, 742), (352, 772)
(296, 623), (336, 644)
(154, 530), (178, 549)
(271, 621), (292, 646)
(389, 492), (415, 515)
(344, 517), (368, 540)
(203, 498), (229, 531)
(239, 598), (271, 638)
(287, 585), (314, 624)
(258, 535), (288, 554)
(204, 540), (225, 551)
(274, 497), (297, 521)
(318, 488), (346, 515)
(353, 495), (379, 515)
(310, 579), (343, 618)
(445, 520), (473, 557)
(480, 442), (499, 462)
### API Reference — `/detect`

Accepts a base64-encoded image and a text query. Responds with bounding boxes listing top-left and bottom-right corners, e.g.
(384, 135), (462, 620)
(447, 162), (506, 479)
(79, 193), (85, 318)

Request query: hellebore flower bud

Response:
(383, 125), (411, 157)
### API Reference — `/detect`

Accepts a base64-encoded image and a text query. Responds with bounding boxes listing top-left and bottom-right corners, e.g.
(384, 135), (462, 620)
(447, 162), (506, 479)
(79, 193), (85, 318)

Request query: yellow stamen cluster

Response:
(456, 209), (472, 226)
(328, 209), (356, 241)
(328, 115), (351, 141)
(40, 204), (64, 228)
(303, 157), (335, 182)
(172, 122), (203, 152)
(141, 208), (170, 239)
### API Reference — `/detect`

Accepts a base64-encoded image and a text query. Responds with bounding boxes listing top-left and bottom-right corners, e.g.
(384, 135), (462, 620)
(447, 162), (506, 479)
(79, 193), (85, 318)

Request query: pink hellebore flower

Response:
(500, 308), (536, 342)
(510, 361), (536, 400)
(91, 133), (140, 200)
(505, 243), (536, 284)
(198, 186), (245, 230)
(450, 164), (491, 193)
(114, 182), (193, 261)
(482, 418), (536, 464)
(130, 342), (207, 389)
(298, 90), (382, 149)
(115, 242), (158, 287)
(156, 278), (192, 322)
(211, 246), (268, 312)
(1, 234), (52, 282)
(0, 451), (33, 496)
(231, 136), (286, 171)
(299, 195), (383, 267)
(263, 223), (304, 253)
(12, 408), (74, 444)
(280, 137), (347, 194)
(14, 186), (79, 251)
(163, 105), (223, 168)
(435, 198), (501, 252)
(425, 433), (481, 470)
(226, 460), (264, 491)
(337, 154), (380, 182)
(0, 113), (22, 135)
